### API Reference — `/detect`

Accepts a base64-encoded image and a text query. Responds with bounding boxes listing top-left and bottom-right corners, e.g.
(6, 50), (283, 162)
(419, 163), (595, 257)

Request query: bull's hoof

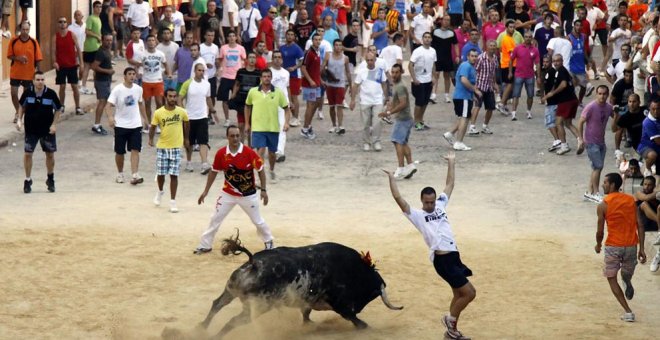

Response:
(353, 319), (368, 330)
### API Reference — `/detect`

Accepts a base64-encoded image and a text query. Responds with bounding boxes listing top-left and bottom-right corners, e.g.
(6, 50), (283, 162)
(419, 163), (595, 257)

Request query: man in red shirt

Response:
(300, 33), (323, 139)
(194, 125), (275, 255)
(53, 16), (84, 115)
(336, 0), (351, 38)
(313, 0), (325, 26)
(255, 5), (276, 50)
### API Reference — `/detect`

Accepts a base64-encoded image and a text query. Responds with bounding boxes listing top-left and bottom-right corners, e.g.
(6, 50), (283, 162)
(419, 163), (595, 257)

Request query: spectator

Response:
(126, 0), (154, 41)
(273, 5), (289, 49)
(351, 51), (388, 152)
(218, 31), (247, 127)
(156, 28), (180, 91)
(53, 16), (84, 116)
(221, 0), (239, 40)
(323, 39), (351, 134)
(172, 31), (195, 91)
(91, 34), (115, 136)
(280, 29), (304, 127)
(82, 1), (104, 95)
(293, 9), (315, 50)
(444, 49), (481, 151)
(239, 0), (262, 54)
(198, 0), (223, 45)
(8, 21), (42, 123)
(179, 62), (214, 174)
(254, 3), (276, 50)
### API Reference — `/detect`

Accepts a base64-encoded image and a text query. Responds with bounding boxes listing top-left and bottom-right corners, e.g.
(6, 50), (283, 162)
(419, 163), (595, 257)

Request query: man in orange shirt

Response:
(495, 20), (523, 115)
(595, 173), (647, 323)
(627, 0), (649, 33)
(7, 21), (42, 123)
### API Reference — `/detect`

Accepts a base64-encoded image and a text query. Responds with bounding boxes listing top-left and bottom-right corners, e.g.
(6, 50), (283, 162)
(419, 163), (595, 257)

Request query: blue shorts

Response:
(512, 77), (535, 98)
(391, 118), (414, 145)
(251, 132), (279, 153)
(587, 143), (606, 170)
(156, 148), (182, 176)
(302, 87), (321, 102)
(544, 105), (557, 128)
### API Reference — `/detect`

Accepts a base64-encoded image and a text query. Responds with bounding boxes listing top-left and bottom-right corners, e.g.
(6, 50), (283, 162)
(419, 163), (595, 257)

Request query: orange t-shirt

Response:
(7, 37), (43, 81)
(627, 4), (648, 32)
(604, 192), (639, 247)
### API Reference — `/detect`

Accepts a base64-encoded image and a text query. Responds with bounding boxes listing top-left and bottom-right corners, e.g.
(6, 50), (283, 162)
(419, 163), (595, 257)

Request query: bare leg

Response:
(303, 100), (317, 128)
(590, 168), (602, 194)
(413, 105), (427, 124)
(607, 277), (633, 313)
(157, 175), (165, 191)
(563, 119), (579, 140)
(59, 85), (66, 108)
(449, 282), (476, 320)
(24, 152), (33, 178)
(169, 175), (178, 199)
(403, 144), (412, 164)
(81, 62), (91, 89)
(222, 101), (230, 121)
(130, 150), (139, 174)
(556, 117), (567, 143)
(95, 99), (107, 125)
(394, 143), (405, 167)
(484, 109), (493, 125)
(455, 118), (468, 142)
(115, 154), (124, 172)
(11, 85), (19, 117)
(199, 144), (209, 164)
(45, 152), (54, 174)
(329, 106), (337, 127)
(72, 84), (80, 110)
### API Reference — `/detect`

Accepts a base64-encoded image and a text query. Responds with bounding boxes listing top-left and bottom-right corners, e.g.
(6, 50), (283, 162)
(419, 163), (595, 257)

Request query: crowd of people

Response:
(7, 0), (660, 338)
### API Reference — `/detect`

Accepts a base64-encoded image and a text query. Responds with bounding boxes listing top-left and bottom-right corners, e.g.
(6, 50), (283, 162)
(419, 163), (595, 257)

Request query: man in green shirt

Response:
(245, 68), (291, 183)
(81, 1), (103, 95)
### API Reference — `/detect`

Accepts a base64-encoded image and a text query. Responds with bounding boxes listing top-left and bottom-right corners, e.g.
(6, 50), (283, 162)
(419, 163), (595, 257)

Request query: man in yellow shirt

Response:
(496, 20), (523, 115)
(149, 88), (190, 213)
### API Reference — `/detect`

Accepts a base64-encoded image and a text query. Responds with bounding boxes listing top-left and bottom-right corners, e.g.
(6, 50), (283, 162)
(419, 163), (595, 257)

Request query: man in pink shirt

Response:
(218, 32), (247, 126)
(508, 30), (540, 121)
(482, 10), (505, 48)
(454, 18), (471, 65)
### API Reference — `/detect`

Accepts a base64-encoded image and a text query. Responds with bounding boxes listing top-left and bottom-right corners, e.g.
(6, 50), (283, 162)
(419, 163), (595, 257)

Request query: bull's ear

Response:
(360, 251), (376, 269)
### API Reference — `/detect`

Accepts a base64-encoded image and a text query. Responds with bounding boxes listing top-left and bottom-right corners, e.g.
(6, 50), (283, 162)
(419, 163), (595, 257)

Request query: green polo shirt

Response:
(245, 85), (288, 132)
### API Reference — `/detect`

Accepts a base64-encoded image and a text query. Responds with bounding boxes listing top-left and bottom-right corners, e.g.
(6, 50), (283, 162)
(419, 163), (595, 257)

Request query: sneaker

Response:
(185, 162), (194, 172)
(443, 132), (456, 146)
(80, 87), (91, 95)
(622, 277), (634, 300)
(130, 176), (144, 185)
(276, 153), (286, 163)
(620, 312), (635, 322)
(363, 143), (371, 151)
(270, 171), (278, 184)
(496, 103), (509, 115)
(556, 145), (571, 155)
(289, 117), (301, 127)
(193, 144), (200, 152)
(223, 119), (231, 127)
(650, 252), (660, 272)
(467, 126), (480, 136)
(46, 177), (55, 193)
(91, 125), (108, 135)
(200, 163), (211, 175)
(193, 247), (212, 255)
(393, 167), (405, 180)
(442, 315), (462, 339)
(614, 149), (624, 161)
(317, 110), (324, 120)
(75, 107), (85, 115)
(23, 179), (32, 193)
(142, 128), (150, 134)
(592, 193), (603, 203)
(381, 116), (393, 124)
(208, 116), (215, 125)
(373, 141), (382, 151)
(443, 331), (472, 340)
(2, 30), (11, 39)
(301, 127), (316, 140)
(329, 126), (337, 133)
(444, 94), (451, 103)
(169, 200), (179, 213)
(430, 93), (437, 104)
(116, 173), (125, 183)
(583, 192), (597, 203)
(453, 142), (472, 151)
(336, 126), (346, 135)
(586, 83), (595, 97)
(511, 113), (517, 121)
(526, 111), (532, 119)
(548, 140), (561, 152)
(403, 163), (417, 179)
(654, 233), (660, 246)
(264, 240), (274, 250)
(481, 126), (493, 134)
(415, 122), (430, 130)
(153, 191), (165, 206)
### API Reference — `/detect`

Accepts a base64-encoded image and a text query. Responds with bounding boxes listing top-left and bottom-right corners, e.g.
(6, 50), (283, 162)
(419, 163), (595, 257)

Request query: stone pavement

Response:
(0, 59), (131, 148)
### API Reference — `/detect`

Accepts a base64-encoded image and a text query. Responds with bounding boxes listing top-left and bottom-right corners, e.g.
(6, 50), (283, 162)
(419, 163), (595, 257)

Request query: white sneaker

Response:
(620, 312), (635, 322)
(2, 30), (11, 39)
(373, 141), (382, 151)
(556, 145), (571, 155)
(289, 117), (301, 127)
(614, 149), (624, 161)
(200, 163), (212, 175)
(653, 233), (660, 246)
(363, 143), (371, 151)
(317, 109), (324, 120)
(185, 162), (194, 172)
(153, 191), (164, 206)
(329, 126), (337, 133)
(453, 141), (472, 151)
(467, 126), (480, 136)
(403, 163), (418, 179)
(430, 93), (437, 102)
(169, 200), (179, 213)
(481, 126), (493, 134)
(115, 173), (125, 183)
(393, 167), (405, 180)
(443, 132), (456, 146)
(650, 252), (660, 272)
(548, 140), (561, 152)
(511, 112), (517, 121)
(444, 94), (451, 103)
(526, 111), (532, 119)
(270, 171), (278, 184)
(223, 120), (231, 127)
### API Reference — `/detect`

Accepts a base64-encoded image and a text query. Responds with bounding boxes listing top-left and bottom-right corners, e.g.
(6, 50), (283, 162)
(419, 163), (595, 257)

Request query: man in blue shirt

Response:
(637, 98), (660, 177)
(446, 0), (464, 28)
(371, 7), (389, 54)
(280, 29), (305, 126)
(444, 49), (481, 151)
(569, 20), (589, 105)
(460, 29), (481, 61)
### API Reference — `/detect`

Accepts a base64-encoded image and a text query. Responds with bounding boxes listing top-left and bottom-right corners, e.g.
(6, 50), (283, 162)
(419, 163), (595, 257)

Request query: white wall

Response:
(72, 0), (90, 18)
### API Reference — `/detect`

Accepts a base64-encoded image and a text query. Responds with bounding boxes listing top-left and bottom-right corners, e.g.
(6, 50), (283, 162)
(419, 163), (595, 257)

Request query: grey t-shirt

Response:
(392, 81), (411, 121)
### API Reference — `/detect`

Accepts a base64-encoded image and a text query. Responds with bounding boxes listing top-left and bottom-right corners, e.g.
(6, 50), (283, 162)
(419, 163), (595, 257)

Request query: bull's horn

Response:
(380, 285), (403, 310)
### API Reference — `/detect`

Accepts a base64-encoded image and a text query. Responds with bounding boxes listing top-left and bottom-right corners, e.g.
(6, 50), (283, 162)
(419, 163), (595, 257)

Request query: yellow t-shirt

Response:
(245, 86), (288, 132)
(152, 106), (189, 149)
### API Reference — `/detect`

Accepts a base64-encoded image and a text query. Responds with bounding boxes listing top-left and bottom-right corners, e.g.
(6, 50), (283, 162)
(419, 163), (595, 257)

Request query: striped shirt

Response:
(475, 51), (499, 92)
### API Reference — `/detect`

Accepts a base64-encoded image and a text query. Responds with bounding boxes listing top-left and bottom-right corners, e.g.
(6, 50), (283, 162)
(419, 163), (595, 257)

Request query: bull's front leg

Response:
(301, 307), (312, 323)
(200, 289), (235, 329)
(343, 314), (368, 329)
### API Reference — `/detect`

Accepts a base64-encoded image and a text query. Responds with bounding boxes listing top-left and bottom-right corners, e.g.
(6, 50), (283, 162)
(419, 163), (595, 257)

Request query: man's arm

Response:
(182, 120), (190, 149)
(595, 202), (606, 253)
(244, 105), (252, 131)
(443, 151), (456, 199)
(577, 116), (586, 141)
(258, 168), (268, 205)
(198, 170), (218, 204)
(383, 169), (410, 214)
(637, 209), (647, 263)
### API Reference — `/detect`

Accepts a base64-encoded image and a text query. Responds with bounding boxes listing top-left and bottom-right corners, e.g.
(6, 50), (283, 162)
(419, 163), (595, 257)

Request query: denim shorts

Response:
(302, 87), (321, 102)
(544, 105), (557, 128)
(391, 118), (414, 145)
(587, 143), (606, 170)
(512, 77), (535, 98)
(251, 131), (279, 153)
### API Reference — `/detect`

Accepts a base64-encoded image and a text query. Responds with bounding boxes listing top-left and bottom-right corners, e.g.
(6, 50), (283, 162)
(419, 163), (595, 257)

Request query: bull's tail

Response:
(221, 229), (254, 262)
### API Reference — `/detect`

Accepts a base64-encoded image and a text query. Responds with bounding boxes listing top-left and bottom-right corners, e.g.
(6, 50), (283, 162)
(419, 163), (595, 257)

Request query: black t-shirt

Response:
(543, 66), (558, 105)
(431, 28), (457, 62)
(94, 48), (113, 82)
(553, 66), (577, 103)
(610, 14), (622, 31)
(485, 0), (504, 17)
(343, 33), (359, 66)
(199, 11), (223, 45)
(101, 3), (113, 34)
(560, 0), (574, 22)
(19, 86), (63, 135)
(504, 0), (529, 15)
(464, 0), (477, 24)
(506, 10), (530, 36)
(294, 21), (316, 50)
(235, 68), (261, 102)
(617, 107), (648, 150)
(179, 3), (196, 32)
(611, 79), (634, 107)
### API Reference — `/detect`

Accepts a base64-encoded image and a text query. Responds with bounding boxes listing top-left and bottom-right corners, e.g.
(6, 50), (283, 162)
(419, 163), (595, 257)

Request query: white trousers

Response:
(198, 193), (273, 249)
(277, 107), (286, 154)
(360, 104), (383, 144)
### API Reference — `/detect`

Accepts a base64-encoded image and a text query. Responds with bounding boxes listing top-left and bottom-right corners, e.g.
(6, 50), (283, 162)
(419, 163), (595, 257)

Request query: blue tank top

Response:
(569, 33), (586, 75)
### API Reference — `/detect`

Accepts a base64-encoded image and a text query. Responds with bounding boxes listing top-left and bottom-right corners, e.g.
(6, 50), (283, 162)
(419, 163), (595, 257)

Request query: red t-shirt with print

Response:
(212, 144), (264, 197)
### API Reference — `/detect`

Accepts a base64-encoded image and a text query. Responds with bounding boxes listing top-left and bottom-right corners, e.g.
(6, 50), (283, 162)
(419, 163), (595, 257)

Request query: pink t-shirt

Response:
(219, 44), (246, 80)
(454, 28), (470, 60)
(511, 44), (539, 78)
(482, 22), (505, 48)
(581, 101), (613, 145)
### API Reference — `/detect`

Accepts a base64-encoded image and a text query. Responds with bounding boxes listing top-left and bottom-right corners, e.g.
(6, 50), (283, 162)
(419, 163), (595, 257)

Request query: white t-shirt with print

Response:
(354, 66), (387, 105)
(108, 83), (144, 129)
(200, 42), (220, 79)
(404, 192), (458, 261)
(410, 45), (436, 83)
(141, 49), (167, 83)
(181, 78), (211, 120)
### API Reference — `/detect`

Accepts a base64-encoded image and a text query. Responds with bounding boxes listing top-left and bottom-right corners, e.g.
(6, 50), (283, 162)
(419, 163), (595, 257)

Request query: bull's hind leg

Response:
(301, 307), (312, 323)
(342, 313), (368, 329)
(200, 289), (235, 329)
(214, 299), (273, 339)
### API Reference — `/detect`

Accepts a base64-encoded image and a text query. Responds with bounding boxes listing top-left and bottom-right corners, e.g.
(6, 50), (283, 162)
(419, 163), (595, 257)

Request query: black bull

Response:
(199, 234), (403, 338)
